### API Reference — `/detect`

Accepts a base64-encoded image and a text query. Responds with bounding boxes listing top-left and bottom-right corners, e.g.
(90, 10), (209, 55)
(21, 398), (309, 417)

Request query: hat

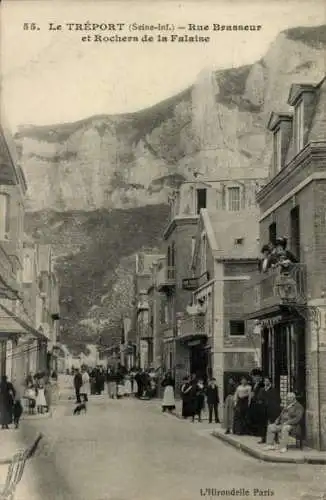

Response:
(275, 237), (287, 248)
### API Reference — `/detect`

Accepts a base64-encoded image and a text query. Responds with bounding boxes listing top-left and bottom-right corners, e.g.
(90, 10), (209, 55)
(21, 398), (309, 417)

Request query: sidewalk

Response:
(212, 425), (326, 464)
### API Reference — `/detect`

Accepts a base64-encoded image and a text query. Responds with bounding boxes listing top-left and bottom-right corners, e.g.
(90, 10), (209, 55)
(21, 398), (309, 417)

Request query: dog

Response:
(73, 402), (87, 415)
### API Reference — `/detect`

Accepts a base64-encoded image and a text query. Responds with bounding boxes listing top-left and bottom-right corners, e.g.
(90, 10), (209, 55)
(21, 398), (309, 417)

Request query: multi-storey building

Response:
(133, 251), (162, 369)
(0, 122), (60, 385)
(160, 175), (266, 390)
(244, 76), (326, 450)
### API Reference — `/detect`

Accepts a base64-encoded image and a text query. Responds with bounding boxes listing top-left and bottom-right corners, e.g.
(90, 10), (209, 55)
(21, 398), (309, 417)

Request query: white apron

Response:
(162, 385), (175, 407)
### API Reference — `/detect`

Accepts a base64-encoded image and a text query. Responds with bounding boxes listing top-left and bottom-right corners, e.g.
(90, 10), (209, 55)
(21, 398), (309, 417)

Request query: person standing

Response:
(180, 376), (192, 419)
(248, 369), (264, 436)
(73, 368), (83, 404)
(206, 378), (220, 424)
(107, 368), (117, 399)
(223, 377), (237, 434)
(233, 377), (252, 435)
(80, 367), (90, 402)
(193, 379), (205, 423)
(258, 377), (281, 444)
(161, 371), (175, 413)
(0, 376), (15, 429)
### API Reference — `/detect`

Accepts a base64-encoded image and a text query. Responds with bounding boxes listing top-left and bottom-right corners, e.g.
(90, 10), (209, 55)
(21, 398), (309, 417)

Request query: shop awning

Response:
(0, 302), (47, 340)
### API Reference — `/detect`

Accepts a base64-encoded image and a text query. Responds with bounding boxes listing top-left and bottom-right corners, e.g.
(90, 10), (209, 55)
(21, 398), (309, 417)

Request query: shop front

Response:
(260, 314), (306, 407)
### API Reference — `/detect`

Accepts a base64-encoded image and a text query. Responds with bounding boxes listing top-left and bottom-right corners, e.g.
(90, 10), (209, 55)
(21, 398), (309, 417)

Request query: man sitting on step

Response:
(264, 392), (304, 453)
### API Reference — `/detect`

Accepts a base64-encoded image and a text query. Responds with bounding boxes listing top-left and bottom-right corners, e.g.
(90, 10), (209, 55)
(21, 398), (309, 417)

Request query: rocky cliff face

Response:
(20, 25), (326, 349)
(17, 26), (326, 213)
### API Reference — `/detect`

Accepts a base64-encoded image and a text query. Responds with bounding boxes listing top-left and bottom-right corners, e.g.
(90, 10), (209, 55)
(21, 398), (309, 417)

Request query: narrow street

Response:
(15, 394), (325, 500)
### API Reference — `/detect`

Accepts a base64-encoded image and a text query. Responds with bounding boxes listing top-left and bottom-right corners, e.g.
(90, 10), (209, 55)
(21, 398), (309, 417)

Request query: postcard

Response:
(0, 1), (325, 499)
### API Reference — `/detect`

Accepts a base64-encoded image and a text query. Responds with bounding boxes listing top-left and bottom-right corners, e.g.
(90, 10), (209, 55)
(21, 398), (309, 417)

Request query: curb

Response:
(211, 431), (326, 464)
(0, 432), (43, 465)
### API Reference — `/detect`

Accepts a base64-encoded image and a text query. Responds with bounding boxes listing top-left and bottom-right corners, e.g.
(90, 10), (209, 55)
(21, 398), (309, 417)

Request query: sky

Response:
(1, 0), (325, 131)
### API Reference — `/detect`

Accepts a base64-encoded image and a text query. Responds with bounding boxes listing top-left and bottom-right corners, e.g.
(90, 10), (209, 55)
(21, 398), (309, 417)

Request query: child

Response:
(124, 375), (132, 397)
(36, 381), (47, 414)
(25, 383), (36, 415)
(206, 378), (220, 424)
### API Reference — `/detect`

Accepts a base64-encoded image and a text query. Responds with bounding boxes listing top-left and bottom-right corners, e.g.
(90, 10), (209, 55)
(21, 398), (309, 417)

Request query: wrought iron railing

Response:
(179, 314), (206, 338)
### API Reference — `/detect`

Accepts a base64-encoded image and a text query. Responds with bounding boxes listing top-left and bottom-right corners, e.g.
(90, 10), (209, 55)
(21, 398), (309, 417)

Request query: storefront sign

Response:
(182, 278), (198, 290)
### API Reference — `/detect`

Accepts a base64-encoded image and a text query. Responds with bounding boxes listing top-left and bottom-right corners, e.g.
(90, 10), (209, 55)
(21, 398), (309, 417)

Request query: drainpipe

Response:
(316, 316), (322, 451)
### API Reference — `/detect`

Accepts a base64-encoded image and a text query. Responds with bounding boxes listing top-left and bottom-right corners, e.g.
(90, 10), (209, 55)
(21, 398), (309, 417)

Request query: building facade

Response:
(0, 122), (60, 387)
(160, 176), (265, 391)
(245, 77), (326, 450)
(177, 184), (264, 400)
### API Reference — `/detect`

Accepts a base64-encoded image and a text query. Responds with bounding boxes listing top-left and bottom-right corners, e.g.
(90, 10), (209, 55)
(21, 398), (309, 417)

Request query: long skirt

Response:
(223, 395), (235, 431)
(233, 397), (249, 435)
(162, 386), (175, 410)
(124, 380), (132, 396)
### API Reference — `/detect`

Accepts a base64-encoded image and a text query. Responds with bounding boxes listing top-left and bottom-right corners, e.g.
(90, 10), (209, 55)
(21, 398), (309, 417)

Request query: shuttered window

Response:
(0, 193), (10, 240)
(227, 187), (240, 211)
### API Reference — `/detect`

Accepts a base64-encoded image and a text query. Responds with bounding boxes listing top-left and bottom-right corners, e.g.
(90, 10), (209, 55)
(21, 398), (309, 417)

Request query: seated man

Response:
(264, 392), (304, 453)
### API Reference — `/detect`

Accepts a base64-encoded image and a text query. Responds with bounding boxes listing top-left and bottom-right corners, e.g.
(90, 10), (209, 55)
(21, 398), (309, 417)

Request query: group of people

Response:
(223, 370), (304, 453)
(72, 365), (159, 403)
(161, 372), (220, 424)
(0, 370), (58, 430)
(259, 236), (298, 274)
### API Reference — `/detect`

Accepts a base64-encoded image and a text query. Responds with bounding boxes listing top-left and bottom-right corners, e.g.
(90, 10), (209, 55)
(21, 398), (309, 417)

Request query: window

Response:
(0, 193), (10, 240)
(227, 187), (240, 211)
(290, 206), (300, 260)
(269, 222), (277, 246)
(200, 234), (207, 275)
(23, 254), (33, 283)
(273, 128), (282, 173)
(191, 237), (196, 260)
(196, 189), (207, 214)
(229, 320), (245, 336)
(294, 99), (304, 153)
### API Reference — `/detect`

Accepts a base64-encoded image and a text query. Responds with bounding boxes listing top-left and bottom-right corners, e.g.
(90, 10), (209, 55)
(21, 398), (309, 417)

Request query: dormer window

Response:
(294, 99), (304, 153)
(273, 127), (282, 173)
(227, 187), (240, 211)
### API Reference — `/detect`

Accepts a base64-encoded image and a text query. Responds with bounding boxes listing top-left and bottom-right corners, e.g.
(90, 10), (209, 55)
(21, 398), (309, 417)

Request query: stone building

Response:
(245, 76), (326, 450)
(160, 176), (265, 390)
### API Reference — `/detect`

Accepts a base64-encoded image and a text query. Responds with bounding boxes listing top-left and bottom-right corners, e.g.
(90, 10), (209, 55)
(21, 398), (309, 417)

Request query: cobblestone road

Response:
(15, 396), (326, 500)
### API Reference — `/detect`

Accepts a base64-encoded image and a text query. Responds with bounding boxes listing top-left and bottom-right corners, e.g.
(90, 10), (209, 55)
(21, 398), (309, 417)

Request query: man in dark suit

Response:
(73, 368), (83, 404)
(206, 378), (220, 424)
(257, 377), (281, 444)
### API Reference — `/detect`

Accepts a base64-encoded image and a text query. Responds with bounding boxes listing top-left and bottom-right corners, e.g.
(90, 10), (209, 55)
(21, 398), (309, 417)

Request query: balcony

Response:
(157, 261), (175, 293)
(244, 264), (306, 318)
(178, 314), (206, 342)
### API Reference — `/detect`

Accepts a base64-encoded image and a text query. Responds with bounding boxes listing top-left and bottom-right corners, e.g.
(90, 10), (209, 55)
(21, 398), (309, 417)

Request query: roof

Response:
(202, 209), (260, 260)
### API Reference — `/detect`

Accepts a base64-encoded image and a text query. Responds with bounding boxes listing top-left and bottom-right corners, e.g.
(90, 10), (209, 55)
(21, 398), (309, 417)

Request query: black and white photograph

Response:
(0, 0), (326, 498)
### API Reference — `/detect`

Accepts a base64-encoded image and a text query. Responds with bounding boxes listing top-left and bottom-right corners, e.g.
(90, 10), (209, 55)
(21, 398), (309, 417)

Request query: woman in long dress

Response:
(181, 376), (192, 419)
(0, 376), (15, 429)
(124, 375), (132, 397)
(233, 377), (252, 435)
(161, 372), (175, 413)
(223, 377), (237, 434)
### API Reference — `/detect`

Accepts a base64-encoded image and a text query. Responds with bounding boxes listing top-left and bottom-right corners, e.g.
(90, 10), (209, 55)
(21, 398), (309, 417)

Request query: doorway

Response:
(190, 344), (208, 382)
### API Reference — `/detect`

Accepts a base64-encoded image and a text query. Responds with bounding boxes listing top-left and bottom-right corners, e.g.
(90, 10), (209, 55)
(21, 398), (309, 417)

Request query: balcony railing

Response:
(178, 314), (206, 339)
(244, 264), (306, 317)
(157, 262), (176, 292)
